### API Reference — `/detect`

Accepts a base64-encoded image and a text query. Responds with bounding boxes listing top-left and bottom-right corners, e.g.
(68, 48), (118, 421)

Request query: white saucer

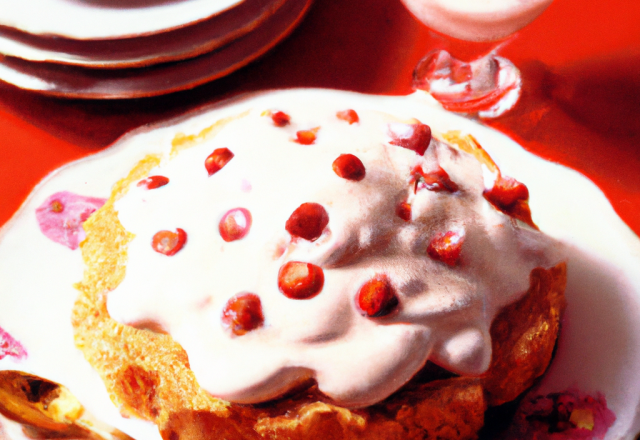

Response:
(0, 0), (244, 40)
(0, 0), (312, 98)
(0, 90), (638, 439)
(0, 0), (286, 68)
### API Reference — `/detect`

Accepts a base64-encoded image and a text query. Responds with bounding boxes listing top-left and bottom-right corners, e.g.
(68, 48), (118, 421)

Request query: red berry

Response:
(484, 175), (529, 209)
(137, 175), (170, 190)
(356, 276), (398, 318)
(285, 203), (329, 241)
(219, 208), (252, 242)
(296, 128), (319, 145)
(152, 228), (187, 256)
(332, 154), (366, 181)
(412, 165), (459, 193)
(389, 123), (432, 155)
(205, 148), (234, 176)
(271, 111), (291, 127)
(278, 261), (324, 300)
(427, 230), (464, 266)
(396, 202), (412, 222)
(336, 109), (359, 124)
(221, 293), (264, 336)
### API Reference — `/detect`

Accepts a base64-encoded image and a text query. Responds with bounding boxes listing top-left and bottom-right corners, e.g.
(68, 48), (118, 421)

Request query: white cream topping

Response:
(108, 104), (561, 408)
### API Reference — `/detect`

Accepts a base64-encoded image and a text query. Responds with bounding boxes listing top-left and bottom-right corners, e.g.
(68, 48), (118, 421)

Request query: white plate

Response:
(0, 0), (286, 68)
(0, 90), (638, 439)
(0, 0), (312, 98)
(0, 0), (244, 40)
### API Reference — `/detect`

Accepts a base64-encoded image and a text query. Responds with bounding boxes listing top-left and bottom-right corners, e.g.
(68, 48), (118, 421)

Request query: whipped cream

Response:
(108, 104), (561, 408)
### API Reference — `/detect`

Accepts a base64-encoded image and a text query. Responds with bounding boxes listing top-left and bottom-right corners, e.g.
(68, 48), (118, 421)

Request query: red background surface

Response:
(0, 0), (639, 234)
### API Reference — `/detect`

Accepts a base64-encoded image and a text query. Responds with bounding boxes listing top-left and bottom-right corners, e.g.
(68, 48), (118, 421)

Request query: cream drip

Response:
(108, 104), (561, 408)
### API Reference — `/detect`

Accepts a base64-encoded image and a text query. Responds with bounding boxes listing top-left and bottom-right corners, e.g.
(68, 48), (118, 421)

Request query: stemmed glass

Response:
(400, 0), (553, 118)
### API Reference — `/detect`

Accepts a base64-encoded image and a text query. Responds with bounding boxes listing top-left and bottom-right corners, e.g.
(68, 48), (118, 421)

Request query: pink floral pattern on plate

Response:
(0, 325), (27, 360)
(35, 191), (106, 250)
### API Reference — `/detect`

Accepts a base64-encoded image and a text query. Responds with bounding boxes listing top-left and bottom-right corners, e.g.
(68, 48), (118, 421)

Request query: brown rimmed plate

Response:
(0, 0), (286, 69)
(0, 0), (312, 99)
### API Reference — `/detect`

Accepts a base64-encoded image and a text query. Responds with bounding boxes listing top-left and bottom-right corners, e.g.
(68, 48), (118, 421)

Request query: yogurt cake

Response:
(1, 89), (639, 440)
(75, 97), (566, 438)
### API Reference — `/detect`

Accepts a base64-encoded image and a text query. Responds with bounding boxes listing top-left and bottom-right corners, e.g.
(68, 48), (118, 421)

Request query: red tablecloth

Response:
(1, 0), (639, 233)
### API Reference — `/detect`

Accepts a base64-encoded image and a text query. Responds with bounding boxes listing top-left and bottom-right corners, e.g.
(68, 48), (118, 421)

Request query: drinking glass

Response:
(401, 0), (553, 117)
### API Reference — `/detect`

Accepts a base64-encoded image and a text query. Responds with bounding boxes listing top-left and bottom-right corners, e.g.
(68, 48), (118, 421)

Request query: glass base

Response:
(413, 49), (521, 118)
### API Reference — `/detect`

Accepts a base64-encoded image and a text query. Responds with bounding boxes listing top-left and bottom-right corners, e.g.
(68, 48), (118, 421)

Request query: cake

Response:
(4, 90), (631, 440)
(67, 98), (567, 439)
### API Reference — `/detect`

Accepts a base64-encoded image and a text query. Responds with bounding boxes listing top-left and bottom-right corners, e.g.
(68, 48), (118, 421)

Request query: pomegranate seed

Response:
(412, 165), (459, 193)
(219, 208), (252, 242)
(296, 128), (319, 145)
(152, 228), (187, 256)
(356, 276), (398, 318)
(137, 175), (169, 189)
(271, 111), (291, 127)
(396, 202), (412, 222)
(427, 230), (464, 266)
(336, 109), (359, 124)
(332, 154), (366, 181)
(278, 261), (325, 300)
(221, 293), (264, 336)
(389, 123), (432, 155)
(285, 203), (329, 241)
(483, 174), (537, 228)
(205, 148), (234, 176)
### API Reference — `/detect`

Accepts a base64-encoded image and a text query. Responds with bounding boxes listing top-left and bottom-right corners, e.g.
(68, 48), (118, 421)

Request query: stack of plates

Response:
(0, 0), (312, 98)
